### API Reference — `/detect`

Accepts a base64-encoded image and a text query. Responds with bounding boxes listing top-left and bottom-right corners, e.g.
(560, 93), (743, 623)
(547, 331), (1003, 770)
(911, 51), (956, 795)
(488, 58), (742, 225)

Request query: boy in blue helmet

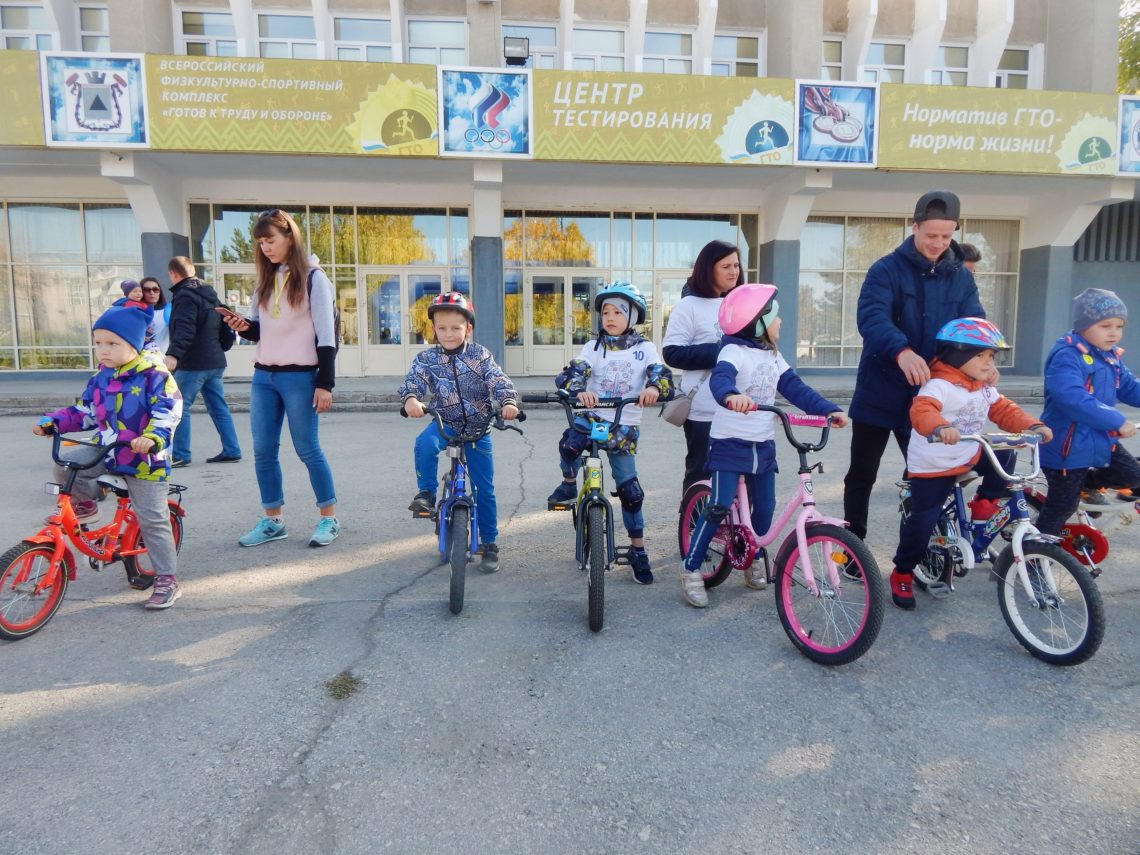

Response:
(546, 282), (675, 584)
(890, 317), (1051, 610)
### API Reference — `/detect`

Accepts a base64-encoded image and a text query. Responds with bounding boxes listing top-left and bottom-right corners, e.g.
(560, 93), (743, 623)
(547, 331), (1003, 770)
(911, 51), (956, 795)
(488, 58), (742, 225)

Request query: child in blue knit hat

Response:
(33, 305), (185, 608)
(1036, 288), (1140, 540)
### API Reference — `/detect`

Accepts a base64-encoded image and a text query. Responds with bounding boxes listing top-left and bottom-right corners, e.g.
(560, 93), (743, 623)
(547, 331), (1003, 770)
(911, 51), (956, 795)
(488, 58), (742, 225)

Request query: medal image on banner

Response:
(1117, 95), (1140, 175)
(794, 80), (878, 167)
(438, 67), (532, 158)
(41, 52), (148, 147)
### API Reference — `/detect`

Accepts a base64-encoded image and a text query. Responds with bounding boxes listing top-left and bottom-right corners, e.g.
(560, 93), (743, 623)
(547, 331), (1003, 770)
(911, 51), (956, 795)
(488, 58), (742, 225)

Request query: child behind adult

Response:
(33, 304), (184, 609)
(680, 284), (847, 608)
(889, 318), (1051, 610)
(545, 282), (675, 585)
(1036, 288), (1140, 537)
(400, 293), (520, 573)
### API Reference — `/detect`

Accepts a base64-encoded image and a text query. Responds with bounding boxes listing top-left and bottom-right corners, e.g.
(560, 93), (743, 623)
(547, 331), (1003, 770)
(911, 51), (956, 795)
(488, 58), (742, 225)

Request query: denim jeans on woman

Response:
(250, 368), (336, 510)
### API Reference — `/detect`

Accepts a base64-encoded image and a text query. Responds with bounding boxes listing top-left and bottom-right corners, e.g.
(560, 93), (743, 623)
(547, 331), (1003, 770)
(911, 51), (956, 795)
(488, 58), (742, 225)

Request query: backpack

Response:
(307, 268), (341, 352)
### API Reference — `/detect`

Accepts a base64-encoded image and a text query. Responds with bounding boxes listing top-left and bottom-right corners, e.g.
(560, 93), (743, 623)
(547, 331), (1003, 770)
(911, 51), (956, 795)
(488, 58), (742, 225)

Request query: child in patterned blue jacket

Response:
(398, 293), (520, 573)
(545, 283), (675, 585)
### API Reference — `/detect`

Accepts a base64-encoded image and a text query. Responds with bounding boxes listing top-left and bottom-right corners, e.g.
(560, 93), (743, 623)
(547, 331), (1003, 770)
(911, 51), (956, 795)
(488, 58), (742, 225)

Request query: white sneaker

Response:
(680, 565), (709, 608)
(742, 565), (768, 590)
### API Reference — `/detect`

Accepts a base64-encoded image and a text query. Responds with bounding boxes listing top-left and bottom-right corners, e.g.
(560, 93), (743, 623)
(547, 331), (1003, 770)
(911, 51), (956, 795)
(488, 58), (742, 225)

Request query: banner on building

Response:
(0, 51), (44, 147)
(879, 84), (1117, 175)
(794, 81), (879, 167)
(439, 67), (532, 158)
(1118, 96), (1140, 175)
(41, 52), (148, 147)
(144, 55), (437, 156)
(531, 70), (794, 166)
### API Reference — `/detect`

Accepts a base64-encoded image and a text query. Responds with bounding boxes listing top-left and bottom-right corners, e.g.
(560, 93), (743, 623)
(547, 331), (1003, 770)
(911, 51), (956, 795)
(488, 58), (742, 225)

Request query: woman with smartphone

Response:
(219, 209), (340, 548)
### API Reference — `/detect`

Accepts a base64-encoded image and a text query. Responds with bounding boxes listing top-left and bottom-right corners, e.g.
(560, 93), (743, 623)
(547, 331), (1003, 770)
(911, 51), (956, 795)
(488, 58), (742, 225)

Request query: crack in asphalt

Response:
(505, 423), (538, 527)
(230, 555), (439, 853)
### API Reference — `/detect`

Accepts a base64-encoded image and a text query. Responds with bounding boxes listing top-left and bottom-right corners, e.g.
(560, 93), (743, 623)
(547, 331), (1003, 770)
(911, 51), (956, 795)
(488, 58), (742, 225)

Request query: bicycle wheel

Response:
(0, 543), (68, 640)
(993, 541), (1104, 665)
(122, 508), (184, 590)
(448, 505), (469, 615)
(587, 504), (605, 632)
(914, 513), (956, 591)
(678, 482), (732, 589)
(773, 524), (884, 666)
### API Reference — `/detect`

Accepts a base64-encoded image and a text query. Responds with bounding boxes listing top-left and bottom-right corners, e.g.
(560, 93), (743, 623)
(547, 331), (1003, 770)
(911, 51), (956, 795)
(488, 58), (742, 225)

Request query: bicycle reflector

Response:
(590, 422), (611, 442)
(44, 483), (61, 495)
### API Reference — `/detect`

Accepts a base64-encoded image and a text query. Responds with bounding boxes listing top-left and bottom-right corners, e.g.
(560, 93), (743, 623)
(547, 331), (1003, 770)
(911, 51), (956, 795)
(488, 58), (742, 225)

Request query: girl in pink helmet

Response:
(679, 283), (848, 608)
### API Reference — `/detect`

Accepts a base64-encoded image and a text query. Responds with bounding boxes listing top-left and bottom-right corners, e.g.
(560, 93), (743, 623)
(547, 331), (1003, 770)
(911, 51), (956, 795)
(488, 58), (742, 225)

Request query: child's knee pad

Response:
(558, 427), (590, 461)
(616, 477), (644, 513)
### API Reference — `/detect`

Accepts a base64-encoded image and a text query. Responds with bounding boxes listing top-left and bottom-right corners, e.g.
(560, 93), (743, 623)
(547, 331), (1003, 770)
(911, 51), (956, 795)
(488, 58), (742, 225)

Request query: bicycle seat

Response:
(95, 474), (130, 497)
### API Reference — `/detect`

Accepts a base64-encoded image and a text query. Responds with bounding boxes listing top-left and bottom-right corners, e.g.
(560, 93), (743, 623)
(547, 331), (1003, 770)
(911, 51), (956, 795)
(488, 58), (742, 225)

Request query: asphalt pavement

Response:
(0, 406), (1136, 854)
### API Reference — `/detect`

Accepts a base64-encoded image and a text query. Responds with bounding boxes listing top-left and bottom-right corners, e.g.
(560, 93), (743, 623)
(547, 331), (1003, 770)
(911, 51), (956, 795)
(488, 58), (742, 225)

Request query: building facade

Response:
(0, 0), (1132, 376)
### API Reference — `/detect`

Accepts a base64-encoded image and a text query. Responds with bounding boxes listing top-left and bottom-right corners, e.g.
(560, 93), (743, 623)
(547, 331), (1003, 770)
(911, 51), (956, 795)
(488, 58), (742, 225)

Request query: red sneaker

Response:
(890, 569), (915, 610)
(968, 496), (1000, 521)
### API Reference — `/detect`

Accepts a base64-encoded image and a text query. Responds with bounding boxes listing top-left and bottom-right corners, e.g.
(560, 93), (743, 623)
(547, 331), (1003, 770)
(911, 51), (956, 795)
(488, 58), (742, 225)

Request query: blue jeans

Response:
(415, 421), (497, 543)
(560, 444), (643, 539)
(250, 368), (336, 510)
(683, 469), (775, 572)
(172, 367), (241, 461)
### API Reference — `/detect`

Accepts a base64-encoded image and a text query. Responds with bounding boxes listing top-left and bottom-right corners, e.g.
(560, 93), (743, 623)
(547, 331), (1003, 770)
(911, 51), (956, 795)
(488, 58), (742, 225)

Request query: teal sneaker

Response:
(309, 516), (341, 547)
(238, 517), (288, 547)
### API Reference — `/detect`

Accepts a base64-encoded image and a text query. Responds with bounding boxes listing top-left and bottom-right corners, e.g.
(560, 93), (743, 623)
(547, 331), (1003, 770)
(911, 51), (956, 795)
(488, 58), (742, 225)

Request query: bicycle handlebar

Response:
(927, 431), (1042, 482)
(49, 432), (133, 470)
(399, 401), (525, 442)
(519, 390), (642, 432)
(747, 404), (832, 453)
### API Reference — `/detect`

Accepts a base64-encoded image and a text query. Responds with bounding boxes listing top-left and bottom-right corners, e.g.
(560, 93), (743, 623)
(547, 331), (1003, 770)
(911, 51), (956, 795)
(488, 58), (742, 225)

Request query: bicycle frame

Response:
(573, 426), (618, 570)
(437, 443), (478, 560)
(704, 408), (845, 595)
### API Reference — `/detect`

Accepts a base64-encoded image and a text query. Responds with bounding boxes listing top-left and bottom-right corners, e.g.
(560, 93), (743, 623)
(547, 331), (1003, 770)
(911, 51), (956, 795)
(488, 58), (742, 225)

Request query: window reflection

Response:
(358, 207), (445, 265)
(504, 268), (522, 346)
(8, 204), (83, 263)
(365, 273), (401, 345)
(84, 205), (141, 263)
(654, 214), (737, 269)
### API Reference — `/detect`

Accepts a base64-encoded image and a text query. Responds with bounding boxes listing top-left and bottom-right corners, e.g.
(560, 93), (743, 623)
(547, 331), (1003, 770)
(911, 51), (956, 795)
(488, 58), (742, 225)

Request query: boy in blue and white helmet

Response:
(546, 282), (675, 584)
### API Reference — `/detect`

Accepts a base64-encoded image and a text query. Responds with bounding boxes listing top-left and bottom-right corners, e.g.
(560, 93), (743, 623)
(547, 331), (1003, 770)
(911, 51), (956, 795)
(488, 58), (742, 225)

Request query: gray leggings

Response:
(54, 462), (178, 578)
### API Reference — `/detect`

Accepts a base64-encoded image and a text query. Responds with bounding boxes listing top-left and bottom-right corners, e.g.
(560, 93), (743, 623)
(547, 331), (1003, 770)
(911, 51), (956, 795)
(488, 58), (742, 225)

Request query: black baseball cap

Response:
(913, 190), (961, 223)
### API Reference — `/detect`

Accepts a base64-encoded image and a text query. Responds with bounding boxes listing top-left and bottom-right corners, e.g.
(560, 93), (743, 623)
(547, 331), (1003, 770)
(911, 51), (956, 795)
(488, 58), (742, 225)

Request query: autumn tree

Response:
(1121, 0), (1140, 93)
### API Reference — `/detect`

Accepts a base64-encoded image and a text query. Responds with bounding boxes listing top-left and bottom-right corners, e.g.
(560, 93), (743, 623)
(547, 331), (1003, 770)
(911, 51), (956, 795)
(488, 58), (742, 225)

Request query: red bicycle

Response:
(0, 433), (186, 640)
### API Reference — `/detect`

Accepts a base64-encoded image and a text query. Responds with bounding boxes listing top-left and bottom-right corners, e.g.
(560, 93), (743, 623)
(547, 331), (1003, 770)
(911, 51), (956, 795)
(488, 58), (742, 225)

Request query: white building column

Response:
(905, 0), (947, 84)
(629, 0), (647, 71)
(693, 0), (717, 76)
(389, 0), (405, 63)
(100, 152), (189, 289)
(844, 0), (877, 81)
(43, 0), (77, 51)
(228, 0), (257, 57)
(312, 0), (332, 60)
(559, 0), (575, 70)
(967, 0), (1013, 87)
(757, 170), (833, 367)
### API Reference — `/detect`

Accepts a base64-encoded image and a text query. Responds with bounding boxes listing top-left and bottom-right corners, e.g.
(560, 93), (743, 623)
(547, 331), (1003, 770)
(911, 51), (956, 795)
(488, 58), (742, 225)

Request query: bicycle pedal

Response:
(613, 546), (632, 566)
(410, 509), (433, 519)
(547, 501), (575, 511)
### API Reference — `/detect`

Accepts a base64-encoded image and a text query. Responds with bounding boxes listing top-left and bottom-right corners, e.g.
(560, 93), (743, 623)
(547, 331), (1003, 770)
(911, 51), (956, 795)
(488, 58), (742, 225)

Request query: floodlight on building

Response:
(503, 36), (530, 67)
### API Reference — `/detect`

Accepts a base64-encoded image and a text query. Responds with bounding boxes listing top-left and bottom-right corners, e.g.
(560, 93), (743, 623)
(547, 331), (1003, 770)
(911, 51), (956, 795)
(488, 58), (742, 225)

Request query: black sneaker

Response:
(547, 482), (576, 504)
(479, 543), (500, 573)
(629, 548), (653, 584)
(409, 490), (436, 513)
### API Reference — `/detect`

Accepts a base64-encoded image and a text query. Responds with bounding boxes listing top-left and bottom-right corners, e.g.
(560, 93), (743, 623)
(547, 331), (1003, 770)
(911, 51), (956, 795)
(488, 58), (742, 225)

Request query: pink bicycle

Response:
(678, 404), (884, 665)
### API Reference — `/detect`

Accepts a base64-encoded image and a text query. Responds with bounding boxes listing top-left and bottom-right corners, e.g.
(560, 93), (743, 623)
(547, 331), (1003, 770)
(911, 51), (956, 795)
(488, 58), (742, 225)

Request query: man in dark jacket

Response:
(842, 190), (985, 540)
(164, 256), (242, 467)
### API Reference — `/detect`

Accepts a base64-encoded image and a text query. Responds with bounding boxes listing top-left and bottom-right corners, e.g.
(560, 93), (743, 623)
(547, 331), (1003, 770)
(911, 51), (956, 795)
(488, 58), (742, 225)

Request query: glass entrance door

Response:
(526, 271), (606, 374)
(358, 267), (446, 375)
(218, 266), (257, 375)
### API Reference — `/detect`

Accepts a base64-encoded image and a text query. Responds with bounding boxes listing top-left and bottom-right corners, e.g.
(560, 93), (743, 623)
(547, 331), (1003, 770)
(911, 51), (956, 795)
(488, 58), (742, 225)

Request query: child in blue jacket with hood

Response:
(1036, 288), (1140, 537)
(679, 284), (847, 608)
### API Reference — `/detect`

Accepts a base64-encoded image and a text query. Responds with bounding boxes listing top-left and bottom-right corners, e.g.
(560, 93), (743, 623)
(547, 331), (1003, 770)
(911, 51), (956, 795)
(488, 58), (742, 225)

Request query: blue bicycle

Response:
(403, 403), (524, 615)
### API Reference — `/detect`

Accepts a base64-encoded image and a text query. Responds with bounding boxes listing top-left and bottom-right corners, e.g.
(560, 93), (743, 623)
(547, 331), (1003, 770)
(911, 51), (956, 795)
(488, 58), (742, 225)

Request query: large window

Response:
(0, 202), (141, 369)
(862, 41), (905, 83)
(820, 38), (843, 80)
(995, 48), (1030, 89)
(711, 33), (761, 77)
(798, 215), (1020, 367)
(77, 5), (108, 51)
(179, 10), (237, 56)
(502, 23), (556, 69)
(258, 13), (317, 59)
(333, 16), (391, 62)
(407, 19), (465, 66)
(931, 45), (968, 86)
(0, 3), (53, 50)
(643, 31), (691, 74)
(571, 27), (624, 71)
